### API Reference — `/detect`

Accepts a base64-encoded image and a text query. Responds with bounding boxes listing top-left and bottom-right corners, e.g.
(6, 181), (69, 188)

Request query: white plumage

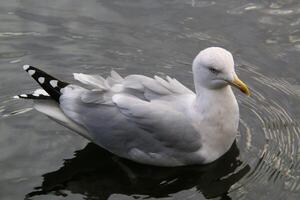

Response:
(18, 47), (250, 166)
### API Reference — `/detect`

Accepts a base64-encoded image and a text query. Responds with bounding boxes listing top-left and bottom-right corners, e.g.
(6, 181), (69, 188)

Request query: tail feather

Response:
(22, 65), (69, 102)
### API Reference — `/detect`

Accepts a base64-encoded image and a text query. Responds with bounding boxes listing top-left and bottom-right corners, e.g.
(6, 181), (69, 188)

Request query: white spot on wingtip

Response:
(32, 93), (39, 97)
(13, 95), (20, 99)
(50, 80), (58, 88)
(20, 94), (28, 98)
(23, 65), (30, 70)
(33, 89), (49, 96)
(28, 70), (35, 76)
(38, 77), (45, 84)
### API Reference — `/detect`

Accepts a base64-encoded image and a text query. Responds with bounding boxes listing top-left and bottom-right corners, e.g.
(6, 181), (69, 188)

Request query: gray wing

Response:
(58, 71), (201, 165)
(111, 93), (201, 152)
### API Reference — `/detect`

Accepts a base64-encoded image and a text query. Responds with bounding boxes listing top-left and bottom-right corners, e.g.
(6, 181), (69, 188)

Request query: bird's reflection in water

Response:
(26, 141), (250, 200)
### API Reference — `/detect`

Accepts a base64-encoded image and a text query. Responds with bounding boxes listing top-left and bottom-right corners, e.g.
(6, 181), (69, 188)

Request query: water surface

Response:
(0, 0), (299, 199)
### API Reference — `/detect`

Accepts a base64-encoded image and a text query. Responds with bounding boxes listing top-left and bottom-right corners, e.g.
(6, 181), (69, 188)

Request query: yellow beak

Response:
(230, 74), (250, 96)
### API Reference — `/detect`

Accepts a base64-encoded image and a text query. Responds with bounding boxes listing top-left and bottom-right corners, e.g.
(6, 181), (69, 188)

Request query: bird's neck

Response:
(194, 85), (237, 112)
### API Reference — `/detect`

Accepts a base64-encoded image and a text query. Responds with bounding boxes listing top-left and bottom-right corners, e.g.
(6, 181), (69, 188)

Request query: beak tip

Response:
(231, 75), (250, 96)
(243, 88), (250, 96)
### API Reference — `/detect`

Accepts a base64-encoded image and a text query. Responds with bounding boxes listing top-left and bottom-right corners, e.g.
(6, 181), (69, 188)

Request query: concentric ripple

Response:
(229, 63), (300, 198)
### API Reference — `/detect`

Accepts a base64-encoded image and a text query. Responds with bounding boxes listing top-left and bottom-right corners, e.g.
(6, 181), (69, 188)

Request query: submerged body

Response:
(17, 47), (249, 166)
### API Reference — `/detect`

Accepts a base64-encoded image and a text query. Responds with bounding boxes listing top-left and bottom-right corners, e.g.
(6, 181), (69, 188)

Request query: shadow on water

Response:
(26, 141), (250, 200)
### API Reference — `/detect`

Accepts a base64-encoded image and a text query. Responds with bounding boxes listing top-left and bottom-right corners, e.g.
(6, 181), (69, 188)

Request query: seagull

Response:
(15, 47), (250, 167)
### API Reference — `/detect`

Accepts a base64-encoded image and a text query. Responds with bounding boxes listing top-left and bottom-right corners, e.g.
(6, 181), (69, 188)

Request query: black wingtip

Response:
(14, 93), (51, 100)
(22, 65), (69, 102)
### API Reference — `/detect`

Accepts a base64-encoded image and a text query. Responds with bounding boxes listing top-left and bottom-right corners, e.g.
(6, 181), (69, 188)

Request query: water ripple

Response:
(232, 63), (300, 197)
(0, 99), (33, 119)
(0, 32), (41, 38)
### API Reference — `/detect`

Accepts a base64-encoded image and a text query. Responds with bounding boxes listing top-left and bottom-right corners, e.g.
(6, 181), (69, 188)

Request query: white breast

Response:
(191, 86), (239, 163)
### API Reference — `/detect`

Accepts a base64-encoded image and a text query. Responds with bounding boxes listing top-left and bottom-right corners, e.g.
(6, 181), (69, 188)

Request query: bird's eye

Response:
(208, 67), (220, 74)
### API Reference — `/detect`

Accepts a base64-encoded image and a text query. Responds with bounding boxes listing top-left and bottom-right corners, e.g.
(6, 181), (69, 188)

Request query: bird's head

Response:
(192, 47), (250, 96)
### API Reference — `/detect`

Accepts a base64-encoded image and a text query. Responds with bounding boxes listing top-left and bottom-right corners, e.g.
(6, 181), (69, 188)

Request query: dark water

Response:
(0, 0), (299, 199)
